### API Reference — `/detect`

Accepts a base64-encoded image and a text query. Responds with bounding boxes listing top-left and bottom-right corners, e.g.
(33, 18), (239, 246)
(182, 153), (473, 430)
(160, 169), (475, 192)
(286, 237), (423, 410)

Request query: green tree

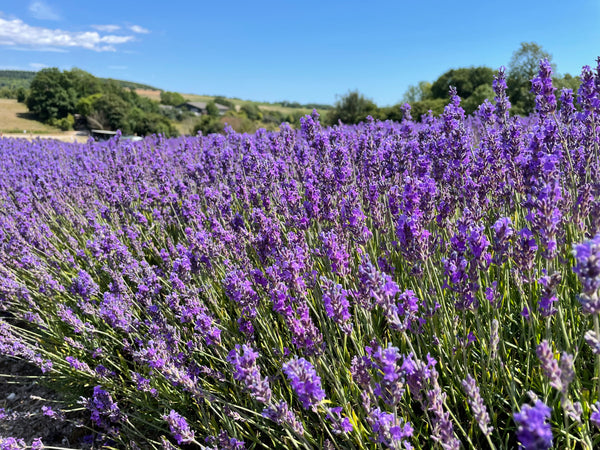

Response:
(402, 81), (433, 103)
(462, 84), (495, 115)
(240, 103), (262, 121)
(553, 73), (580, 94)
(409, 98), (447, 121)
(16, 87), (27, 103)
(507, 42), (553, 115)
(160, 91), (185, 106)
(88, 93), (131, 132)
(214, 96), (234, 108)
(64, 68), (102, 97)
(327, 90), (378, 125)
(206, 101), (220, 117)
(431, 67), (494, 100)
(193, 115), (224, 135)
(26, 68), (77, 122)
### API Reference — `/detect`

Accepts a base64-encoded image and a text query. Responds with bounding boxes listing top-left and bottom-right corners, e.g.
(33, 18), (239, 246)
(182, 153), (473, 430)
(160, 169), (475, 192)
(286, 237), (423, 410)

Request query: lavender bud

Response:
(536, 340), (562, 391)
(461, 375), (492, 436)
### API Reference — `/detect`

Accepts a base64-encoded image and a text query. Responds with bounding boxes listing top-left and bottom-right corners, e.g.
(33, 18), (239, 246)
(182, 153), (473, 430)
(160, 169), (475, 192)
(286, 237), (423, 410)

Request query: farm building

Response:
(179, 101), (229, 116)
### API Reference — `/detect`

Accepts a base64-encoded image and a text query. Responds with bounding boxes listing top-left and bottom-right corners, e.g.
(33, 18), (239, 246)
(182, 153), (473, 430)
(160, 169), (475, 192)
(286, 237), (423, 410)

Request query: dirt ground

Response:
(1, 131), (90, 143)
(0, 357), (88, 447)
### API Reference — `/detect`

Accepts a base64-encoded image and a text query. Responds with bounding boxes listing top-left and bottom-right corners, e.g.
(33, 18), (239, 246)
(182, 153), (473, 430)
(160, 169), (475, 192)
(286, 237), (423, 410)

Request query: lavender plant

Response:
(2, 58), (600, 449)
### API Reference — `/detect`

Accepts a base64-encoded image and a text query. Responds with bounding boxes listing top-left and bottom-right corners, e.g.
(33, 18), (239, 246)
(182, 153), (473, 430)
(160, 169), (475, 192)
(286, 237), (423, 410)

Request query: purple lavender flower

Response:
(531, 59), (557, 116)
(366, 407), (413, 449)
(320, 230), (350, 276)
(513, 228), (538, 276)
(163, 410), (195, 445)
(320, 276), (353, 334)
(261, 400), (304, 435)
(536, 340), (562, 390)
(513, 400), (553, 450)
(282, 357), (326, 410)
(325, 407), (353, 434)
(584, 330), (600, 355)
(590, 402), (600, 429)
(369, 344), (407, 406)
(350, 355), (373, 389)
(537, 273), (560, 317)
(493, 66), (511, 120)
(492, 217), (513, 265)
(573, 234), (600, 312)
(205, 430), (245, 449)
(70, 269), (99, 300)
(461, 375), (492, 436)
(82, 385), (124, 433)
(227, 344), (272, 404)
(426, 369), (460, 450)
(0, 437), (27, 449)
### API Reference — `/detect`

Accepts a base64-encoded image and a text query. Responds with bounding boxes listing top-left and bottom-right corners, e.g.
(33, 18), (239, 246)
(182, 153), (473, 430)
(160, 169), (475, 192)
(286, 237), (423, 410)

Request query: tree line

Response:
(326, 42), (581, 126)
(23, 68), (178, 136)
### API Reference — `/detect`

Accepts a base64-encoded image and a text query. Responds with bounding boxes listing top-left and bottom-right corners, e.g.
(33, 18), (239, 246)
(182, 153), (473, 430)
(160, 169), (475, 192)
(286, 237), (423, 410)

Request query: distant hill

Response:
(0, 70), (35, 89)
(0, 70), (160, 91)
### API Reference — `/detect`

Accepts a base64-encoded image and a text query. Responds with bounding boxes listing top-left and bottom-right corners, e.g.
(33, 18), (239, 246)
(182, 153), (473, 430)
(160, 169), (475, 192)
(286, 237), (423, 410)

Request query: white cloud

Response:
(129, 25), (149, 34)
(29, 62), (48, 69)
(92, 24), (121, 32)
(0, 17), (135, 52)
(28, 1), (60, 21)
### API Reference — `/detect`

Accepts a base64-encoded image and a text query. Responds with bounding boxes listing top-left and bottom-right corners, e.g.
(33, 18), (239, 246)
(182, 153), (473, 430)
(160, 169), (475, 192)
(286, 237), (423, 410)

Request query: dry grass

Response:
(0, 99), (60, 133)
(135, 89), (162, 101)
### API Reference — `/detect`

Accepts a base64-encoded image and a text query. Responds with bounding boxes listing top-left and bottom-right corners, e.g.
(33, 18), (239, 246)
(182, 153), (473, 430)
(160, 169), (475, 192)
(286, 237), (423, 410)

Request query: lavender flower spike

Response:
(461, 375), (492, 436)
(227, 344), (272, 404)
(282, 357), (326, 410)
(513, 400), (553, 450)
(573, 234), (600, 313)
(536, 340), (562, 391)
(163, 410), (195, 445)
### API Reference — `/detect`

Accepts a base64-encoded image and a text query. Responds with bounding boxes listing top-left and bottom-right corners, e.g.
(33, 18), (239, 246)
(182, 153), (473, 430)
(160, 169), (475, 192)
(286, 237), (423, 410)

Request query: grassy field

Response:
(0, 99), (61, 134)
(181, 93), (317, 116)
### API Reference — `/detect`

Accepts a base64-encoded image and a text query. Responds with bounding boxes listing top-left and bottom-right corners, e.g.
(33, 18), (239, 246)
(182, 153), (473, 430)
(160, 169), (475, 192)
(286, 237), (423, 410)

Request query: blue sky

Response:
(1, 0), (599, 106)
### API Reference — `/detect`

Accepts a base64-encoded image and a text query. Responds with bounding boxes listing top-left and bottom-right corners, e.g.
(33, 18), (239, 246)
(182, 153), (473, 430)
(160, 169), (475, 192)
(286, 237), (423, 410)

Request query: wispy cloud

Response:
(129, 25), (150, 34)
(29, 62), (48, 70)
(108, 65), (128, 70)
(92, 24), (121, 32)
(0, 17), (135, 52)
(28, 1), (60, 21)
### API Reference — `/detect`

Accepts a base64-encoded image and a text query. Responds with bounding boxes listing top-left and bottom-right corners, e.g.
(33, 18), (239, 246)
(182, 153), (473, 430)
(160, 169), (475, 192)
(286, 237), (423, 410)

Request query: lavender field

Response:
(2, 60), (600, 449)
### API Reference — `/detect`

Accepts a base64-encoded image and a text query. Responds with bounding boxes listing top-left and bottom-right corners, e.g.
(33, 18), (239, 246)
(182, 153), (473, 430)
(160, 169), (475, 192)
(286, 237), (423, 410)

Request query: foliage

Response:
(49, 113), (75, 131)
(401, 81), (433, 103)
(462, 84), (495, 115)
(431, 66), (495, 100)
(507, 42), (554, 115)
(326, 90), (378, 125)
(26, 68), (78, 122)
(192, 115), (224, 135)
(280, 100), (332, 110)
(16, 87), (27, 103)
(25, 67), (177, 136)
(206, 101), (220, 117)
(408, 98), (447, 120)
(240, 103), (263, 121)
(160, 91), (185, 106)
(214, 96), (235, 108)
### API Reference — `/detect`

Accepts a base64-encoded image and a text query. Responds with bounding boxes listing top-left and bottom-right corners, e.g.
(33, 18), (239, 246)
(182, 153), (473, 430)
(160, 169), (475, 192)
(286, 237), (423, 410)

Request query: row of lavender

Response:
(1, 59), (600, 449)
